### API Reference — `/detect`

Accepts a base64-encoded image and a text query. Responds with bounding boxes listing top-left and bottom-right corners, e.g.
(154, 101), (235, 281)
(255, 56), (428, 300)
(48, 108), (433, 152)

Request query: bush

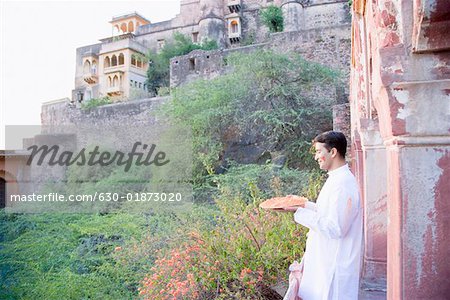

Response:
(260, 5), (284, 33)
(81, 96), (112, 110)
(163, 50), (339, 183)
(138, 163), (324, 299)
(0, 211), (147, 299)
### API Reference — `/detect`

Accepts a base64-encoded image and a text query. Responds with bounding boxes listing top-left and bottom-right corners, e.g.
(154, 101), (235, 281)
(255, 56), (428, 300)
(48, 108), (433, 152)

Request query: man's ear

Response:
(331, 148), (338, 158)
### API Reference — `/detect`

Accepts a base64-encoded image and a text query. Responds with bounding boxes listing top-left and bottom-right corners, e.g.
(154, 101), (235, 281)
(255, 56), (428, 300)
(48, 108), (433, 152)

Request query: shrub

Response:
(80, 96), (112, 110)
(260, 5), (284, 33)
(0, 212), (147, 299)
(163, 50), (339, 183)
(138, 163), (321, 299)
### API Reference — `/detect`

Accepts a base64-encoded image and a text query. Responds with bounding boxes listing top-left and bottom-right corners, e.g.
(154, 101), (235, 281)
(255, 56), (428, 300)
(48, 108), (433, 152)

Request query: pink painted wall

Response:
(350, 0), (450, 298)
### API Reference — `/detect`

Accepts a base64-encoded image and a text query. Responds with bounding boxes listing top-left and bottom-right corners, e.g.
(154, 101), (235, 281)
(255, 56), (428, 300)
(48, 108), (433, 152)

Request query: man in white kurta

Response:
(287, 131), (363, 300)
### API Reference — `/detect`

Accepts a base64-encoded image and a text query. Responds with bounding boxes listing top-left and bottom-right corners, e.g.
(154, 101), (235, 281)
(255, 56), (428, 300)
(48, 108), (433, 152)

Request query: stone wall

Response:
(170, 43), (267, 87)
(170, 25), (351, 91)
(41, 97), (168, 130)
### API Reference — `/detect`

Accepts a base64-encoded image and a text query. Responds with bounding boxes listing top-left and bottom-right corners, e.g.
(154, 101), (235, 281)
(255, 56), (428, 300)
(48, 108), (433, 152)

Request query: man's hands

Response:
(281, 195), (307, 212)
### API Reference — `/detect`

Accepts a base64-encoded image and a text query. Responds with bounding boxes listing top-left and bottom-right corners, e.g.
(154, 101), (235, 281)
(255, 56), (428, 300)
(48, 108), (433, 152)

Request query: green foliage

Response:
(157, 86), (170, 96)
(163, 50), (339, 182)
(139, 164), (312, 299)
(146, 32), (219, 95)
(211, 163), (311, 203)
(241, 30), (256, 46)
(1, 47), (336, 300)
(0, 207), (209, 299)
(81, 96), (112, 110)
(260, 5), (284, 33)
(129, 87), (151, 100)
(0, 211), (146, 299)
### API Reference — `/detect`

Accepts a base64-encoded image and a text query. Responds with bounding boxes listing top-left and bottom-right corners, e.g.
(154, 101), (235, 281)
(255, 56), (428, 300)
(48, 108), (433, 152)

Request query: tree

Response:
(163, 50), (340, 180)
(260, 5), (284, 33)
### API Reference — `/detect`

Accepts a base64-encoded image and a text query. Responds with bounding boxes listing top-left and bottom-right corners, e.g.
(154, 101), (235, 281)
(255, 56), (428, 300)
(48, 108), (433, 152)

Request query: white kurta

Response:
(294, 164), (362, 300)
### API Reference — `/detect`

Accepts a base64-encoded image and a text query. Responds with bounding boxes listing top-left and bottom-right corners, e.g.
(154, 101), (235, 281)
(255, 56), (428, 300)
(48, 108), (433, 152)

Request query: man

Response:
(285, 131), (363, 300)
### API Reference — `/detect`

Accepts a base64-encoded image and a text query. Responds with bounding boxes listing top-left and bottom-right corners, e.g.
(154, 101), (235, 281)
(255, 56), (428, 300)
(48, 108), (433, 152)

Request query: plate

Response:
(259, 196), (307, 210)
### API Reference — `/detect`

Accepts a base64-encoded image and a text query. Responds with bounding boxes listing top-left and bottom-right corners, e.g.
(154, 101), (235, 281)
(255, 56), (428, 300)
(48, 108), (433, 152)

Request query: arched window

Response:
(111, 55), (117, 66)
(108, 76), (112, 87)
(120, 22), (127, 33)
(104, 56), (111, 68)
(114, 25), (120, 35)
(118, 53), (124, 65)
(113, 75), (119, 87)
(231, 20), (239, 33)
(131, 55), (136, 66)
(128, 21), (134, 32)
(83, 60), (91, 74)
(92, 61), (97, 74)
(137, 59), (142, 68)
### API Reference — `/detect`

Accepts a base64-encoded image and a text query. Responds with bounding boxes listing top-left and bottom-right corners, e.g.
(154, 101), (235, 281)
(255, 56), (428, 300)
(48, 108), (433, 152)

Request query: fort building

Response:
(72, 0), (351, 104)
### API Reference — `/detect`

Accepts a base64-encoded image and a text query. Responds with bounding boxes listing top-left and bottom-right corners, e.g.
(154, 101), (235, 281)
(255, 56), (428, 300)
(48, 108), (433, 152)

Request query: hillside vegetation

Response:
(0, 50), (340, 299)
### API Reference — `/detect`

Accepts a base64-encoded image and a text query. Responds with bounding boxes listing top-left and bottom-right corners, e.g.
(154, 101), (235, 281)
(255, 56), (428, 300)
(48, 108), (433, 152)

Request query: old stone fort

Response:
(41, 0), (351, 128)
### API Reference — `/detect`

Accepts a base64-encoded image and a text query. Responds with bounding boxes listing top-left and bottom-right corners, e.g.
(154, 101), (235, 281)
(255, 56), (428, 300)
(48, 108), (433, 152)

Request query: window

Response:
(139, 82), (142, 89)
(77, 91), (84, 103)
(83, 60), (91, 74)
(231, 20), (239, 34)
(130, 80), (133, 87)
(113, 75), (119, 87)
(111, 55), (118, 67)
(192, 32), (199, 43)
(157, 39), (165, 50)
(104, 56), (111, 68)
(118, 53), (124, 65)
(131, 55), (136, 66)
(120, 22), (127, 33)
(128, 21), (134, 32)
(114, 25), (120, 35)
(189, 58), (196, 71)
(137, 59), (142, 68)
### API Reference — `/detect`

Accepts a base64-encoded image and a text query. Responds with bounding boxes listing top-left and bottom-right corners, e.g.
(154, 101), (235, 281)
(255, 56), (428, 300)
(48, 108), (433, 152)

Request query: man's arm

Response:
(293, 188), (358, 239)
(282, 200), (316, 212)
(282, 195), (316, 212)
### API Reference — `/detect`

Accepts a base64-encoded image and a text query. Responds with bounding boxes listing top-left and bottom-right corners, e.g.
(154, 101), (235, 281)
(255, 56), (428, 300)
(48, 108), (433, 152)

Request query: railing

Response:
(83, 72), (98, 84)
(228, 0), (242, 13)
(107, 86), (123, 96)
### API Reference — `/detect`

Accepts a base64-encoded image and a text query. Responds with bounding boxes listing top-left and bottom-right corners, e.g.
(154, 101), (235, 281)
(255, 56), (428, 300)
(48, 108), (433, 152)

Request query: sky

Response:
(0, 0), (181, 149)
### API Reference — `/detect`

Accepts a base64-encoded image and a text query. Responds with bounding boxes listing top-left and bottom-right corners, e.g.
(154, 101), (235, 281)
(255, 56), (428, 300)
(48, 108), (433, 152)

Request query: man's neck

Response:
(328, 160), (346, 172)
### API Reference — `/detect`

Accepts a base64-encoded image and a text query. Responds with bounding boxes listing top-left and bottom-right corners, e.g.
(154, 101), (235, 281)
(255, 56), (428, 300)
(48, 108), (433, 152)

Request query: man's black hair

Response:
(313, 131), (347, 158)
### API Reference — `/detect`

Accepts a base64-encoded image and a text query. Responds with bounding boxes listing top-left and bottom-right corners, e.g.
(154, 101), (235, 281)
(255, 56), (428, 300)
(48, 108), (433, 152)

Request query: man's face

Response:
(314, 142), (333, 171)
